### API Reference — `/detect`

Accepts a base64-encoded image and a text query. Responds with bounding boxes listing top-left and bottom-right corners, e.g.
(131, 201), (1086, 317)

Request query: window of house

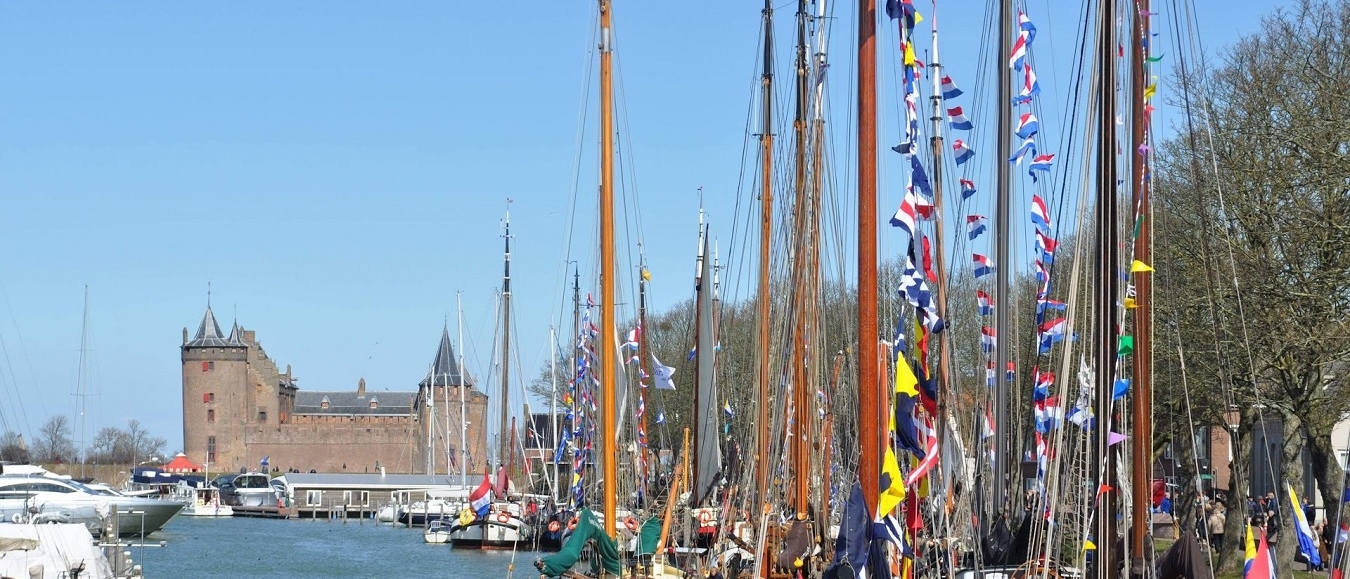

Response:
(207, 436), (216, 463)
(342, 491), (352, 506)
(207, 409), (215, 423)
(258, 410), (267, 423)
(306, 490), (322, 506)
(360, 491), (370, 507)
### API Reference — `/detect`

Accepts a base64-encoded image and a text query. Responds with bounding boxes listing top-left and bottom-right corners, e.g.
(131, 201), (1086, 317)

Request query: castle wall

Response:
(245, 422), (421, 475)
(424, 386), (490, 476)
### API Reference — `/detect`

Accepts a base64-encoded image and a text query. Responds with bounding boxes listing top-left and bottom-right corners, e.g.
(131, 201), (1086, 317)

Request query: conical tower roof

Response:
(227, 321), (245, 346)
(186, 305), (236, 348)
(420, 326), (466, 388)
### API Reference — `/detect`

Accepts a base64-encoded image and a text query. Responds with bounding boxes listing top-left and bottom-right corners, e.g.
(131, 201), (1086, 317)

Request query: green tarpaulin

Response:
(637, 516), (663, 556)
(537, 509), (622, 577)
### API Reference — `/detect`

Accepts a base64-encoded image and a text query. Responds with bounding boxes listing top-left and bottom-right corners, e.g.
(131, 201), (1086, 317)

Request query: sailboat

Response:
(446, 209), (534, 549)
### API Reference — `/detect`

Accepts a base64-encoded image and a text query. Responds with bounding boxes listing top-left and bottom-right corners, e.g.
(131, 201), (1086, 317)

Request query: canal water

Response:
(139, 515), (525, 578)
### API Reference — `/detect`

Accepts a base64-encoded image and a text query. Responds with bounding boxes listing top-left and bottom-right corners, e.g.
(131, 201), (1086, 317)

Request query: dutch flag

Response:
(976, 290), (994, 316)
(1019, 11), (1038, 44)
(1031, 194), (1053, 231)
(1016, 112), (1040, 139)
(947, 106), (974, 131)
(1009, 136), (1037, 165)
(1014, 63), (1042, 105)
(980, 326), (997, 353)
(953, 139), (975, 165)
(966, 214), (988, 240)
(973, 253), (994, 278)
(1038, 317), (1068, 353)
(940, 75), (963, 99)
(959, 178), (977, 199)
(1035, 229), (1059, 261)
(1029, 153), (1056, 181)
(1010, 30), (1029, 70)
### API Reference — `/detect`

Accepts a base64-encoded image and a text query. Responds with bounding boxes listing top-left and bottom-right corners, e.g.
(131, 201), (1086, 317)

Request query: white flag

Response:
(652, 354), (677, 390)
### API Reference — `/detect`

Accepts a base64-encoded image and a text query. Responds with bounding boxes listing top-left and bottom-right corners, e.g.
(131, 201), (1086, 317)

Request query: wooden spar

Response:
(992, 0), (1014, 515)
(500, 210), (513, 478)
(1094, 0), (1120, 574)
(925, 4), (956, 539)
(1129, 0), (1154, 563)
(789, 0), (811, 517)
(638, 264), (650, 496)
(754, 0), (774, 520)
(656, 428), (691, 556)
(857, 0), (882, 511)
(691, 224), (706, 504)
(598, 0), (617, 537)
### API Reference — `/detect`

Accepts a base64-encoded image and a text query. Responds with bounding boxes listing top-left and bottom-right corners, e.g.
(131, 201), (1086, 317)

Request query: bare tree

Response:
(33, 416), (76, 464)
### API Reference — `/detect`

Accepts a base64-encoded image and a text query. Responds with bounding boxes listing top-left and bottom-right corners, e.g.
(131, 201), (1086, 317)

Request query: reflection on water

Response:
(140, 515), (523, 578)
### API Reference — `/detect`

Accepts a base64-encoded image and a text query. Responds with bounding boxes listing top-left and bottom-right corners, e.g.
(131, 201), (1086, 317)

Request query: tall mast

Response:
(550, 325), (560, 501)
(691, 215), (707, 502)
(76, 285), (90, 480)
(926, 3), (957, 537)
(857, 0), (882, 510)
(1128, 0), (1154, 565)
(992, 0), (1015, 515)
(499, 207), (513, 476)
(754, 0), (775, 517)
(427, 364), (436, 474)
(458, 292), (468, 487)
(789, 0), (811, 517)
(597, 0), (618, 536)
(571, 267), (581, 506)
(637, 262), (650, 497)
(1094, 0), (1121, 575)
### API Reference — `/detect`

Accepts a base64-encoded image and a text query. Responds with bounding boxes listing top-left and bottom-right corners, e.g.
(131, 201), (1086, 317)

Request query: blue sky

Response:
(0, 1), (1265, 454)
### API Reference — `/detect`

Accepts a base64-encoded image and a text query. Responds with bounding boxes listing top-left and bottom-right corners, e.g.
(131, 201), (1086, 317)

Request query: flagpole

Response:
(857, 0), (882, 515)
(992, 0), (1014, 518)
(1094, 0), (1121, 576)
(1128, 0), (1155, 569)
(597, 0), (618, 538)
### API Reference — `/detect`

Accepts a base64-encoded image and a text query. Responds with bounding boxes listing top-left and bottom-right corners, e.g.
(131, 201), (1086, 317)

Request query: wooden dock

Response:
(231, 505), (292, 519)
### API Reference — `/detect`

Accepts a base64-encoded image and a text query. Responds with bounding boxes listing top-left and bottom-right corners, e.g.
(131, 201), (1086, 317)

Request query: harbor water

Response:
(138, 515), (523, 578)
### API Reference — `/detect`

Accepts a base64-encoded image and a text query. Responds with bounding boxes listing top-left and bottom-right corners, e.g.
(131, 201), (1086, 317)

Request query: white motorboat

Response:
(181, 486), (233, 517)
(0, 469), (183, 537)
(219, 472), (279, 508)
(0, 523), (124, 579)
(423, 518), (452, 544)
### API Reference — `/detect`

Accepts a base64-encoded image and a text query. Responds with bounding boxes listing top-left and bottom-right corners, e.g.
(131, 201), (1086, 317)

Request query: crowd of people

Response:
(1193, 490), (1342, 571)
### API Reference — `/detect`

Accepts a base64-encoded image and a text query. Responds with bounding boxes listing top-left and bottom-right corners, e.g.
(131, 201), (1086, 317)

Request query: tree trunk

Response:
(1272, 412), (1302, 576)
(1218, 421), (1251, 572)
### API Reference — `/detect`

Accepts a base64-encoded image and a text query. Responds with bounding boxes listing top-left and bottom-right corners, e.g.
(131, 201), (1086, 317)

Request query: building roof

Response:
(293, 390), (417, 416)
(186, 305), (243, 348)
(420, 326), (468, 388)
(273, 473), (469, 490)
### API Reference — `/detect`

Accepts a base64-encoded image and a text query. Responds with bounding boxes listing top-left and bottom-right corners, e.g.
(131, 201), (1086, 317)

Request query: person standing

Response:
(1208, 504), (1227, 553)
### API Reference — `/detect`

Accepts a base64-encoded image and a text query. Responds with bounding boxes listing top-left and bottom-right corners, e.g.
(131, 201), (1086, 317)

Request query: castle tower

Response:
(419, 326), (489, 477)
(181, 304), (248, 470)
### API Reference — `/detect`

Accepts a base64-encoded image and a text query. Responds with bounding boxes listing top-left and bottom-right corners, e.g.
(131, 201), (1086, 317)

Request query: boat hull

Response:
(448, 516), (533, 549)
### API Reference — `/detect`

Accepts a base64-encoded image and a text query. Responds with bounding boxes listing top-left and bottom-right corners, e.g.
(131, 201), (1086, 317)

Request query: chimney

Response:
(182, 327), (188, 345)
(358, 377), (366, 398)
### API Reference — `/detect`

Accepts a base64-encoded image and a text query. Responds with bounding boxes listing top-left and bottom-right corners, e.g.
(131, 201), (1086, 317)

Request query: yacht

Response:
(218, 472), (279, 507)
(0, 474), (183, 536)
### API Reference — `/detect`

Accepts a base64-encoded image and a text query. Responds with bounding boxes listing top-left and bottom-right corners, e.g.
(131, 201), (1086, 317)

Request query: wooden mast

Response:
(754, 0), (775, 518)
(1128, 0), (1154, 567)
(1094, 0), (1120, 574)
(598, 0), (618, 537)
(857, 0), (882, 510)
(789, 0), (811, 517)
(500, 207), (513, 479)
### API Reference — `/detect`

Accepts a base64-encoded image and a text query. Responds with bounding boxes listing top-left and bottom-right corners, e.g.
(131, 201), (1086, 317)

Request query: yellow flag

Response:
(895, 352), (919, 398)
(904, 43), (916, 66)
(1124, 297), (1138, 309)
(1130, 260), (1154, 273)
(641, 268), (652, 281)
(1084, 539), (1097, 550)
(879, 446), (907, 516)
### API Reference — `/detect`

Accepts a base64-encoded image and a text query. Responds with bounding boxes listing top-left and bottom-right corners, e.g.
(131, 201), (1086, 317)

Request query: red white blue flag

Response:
(960, 178), (977, 199)
(977, 290), (994, 316)
(973, 253), (994, 278)
(967, 214), (988, 240)
(953, 139), (976, 165)
(1016, 112), (1040, 139)
(947, 106), (974, 131)
(1031, 194), (1053, 231)
(941, 75), (963, 99)
(469, 472), (493, 517)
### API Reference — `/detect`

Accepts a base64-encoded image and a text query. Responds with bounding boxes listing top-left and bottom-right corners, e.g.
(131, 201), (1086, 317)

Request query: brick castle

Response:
(180, 305), (488, 475)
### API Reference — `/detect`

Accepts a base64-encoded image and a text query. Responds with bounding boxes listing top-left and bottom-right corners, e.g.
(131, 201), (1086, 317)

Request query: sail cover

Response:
(693, 228), (722, 504)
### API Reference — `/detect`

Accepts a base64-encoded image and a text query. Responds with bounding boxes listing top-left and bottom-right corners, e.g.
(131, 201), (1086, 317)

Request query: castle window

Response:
(207, 409), (215, 423)
(201, 361), (209, 372)
(209, 361), (215, 370)
(258, 410), (267, 423)
(208, 392), (215, 402)
(207, 436), (216, 463)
